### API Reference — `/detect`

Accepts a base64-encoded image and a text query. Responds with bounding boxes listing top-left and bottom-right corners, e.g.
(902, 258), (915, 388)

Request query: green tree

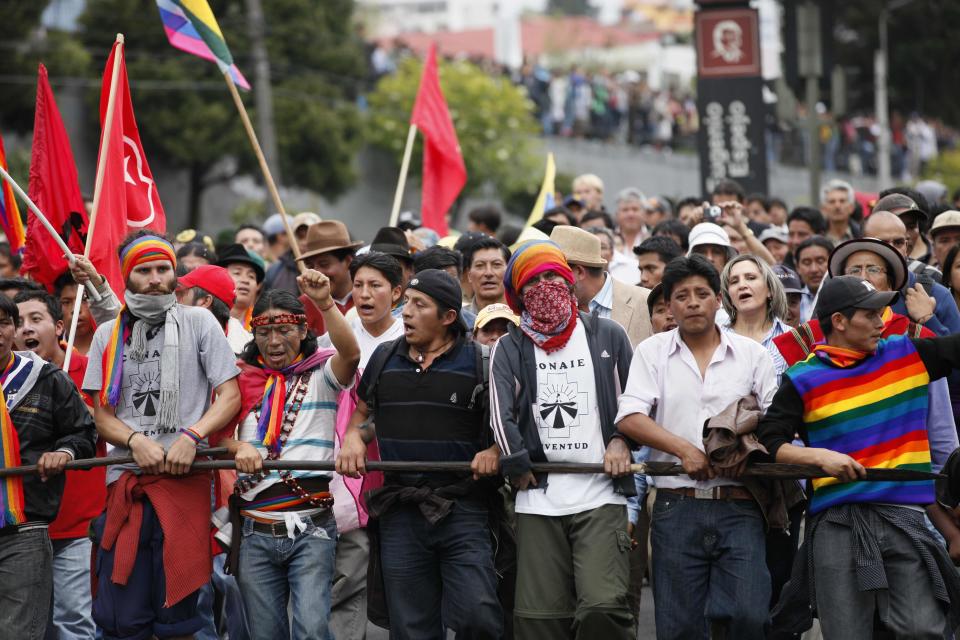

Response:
(365, 56), (542, 213)
(77, 0), (365, 227)
(0, 2), (92, 133)
(832, 1), (960, 125)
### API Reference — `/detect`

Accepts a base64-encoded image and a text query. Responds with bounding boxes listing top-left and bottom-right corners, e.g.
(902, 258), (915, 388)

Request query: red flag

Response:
(90, 41), (167, 297)
(22, 64), (88, 288)
(410, 44), (466, 237)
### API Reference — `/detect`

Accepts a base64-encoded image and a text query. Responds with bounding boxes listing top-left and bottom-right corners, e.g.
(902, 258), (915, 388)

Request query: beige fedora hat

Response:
(549, 225), (607, 269)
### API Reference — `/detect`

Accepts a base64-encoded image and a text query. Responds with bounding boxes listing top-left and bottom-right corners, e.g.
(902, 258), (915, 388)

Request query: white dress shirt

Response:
(615, 327), (778, 490)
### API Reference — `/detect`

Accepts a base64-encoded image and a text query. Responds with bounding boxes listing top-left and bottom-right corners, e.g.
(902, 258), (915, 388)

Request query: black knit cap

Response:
(406, 269), (464, 328)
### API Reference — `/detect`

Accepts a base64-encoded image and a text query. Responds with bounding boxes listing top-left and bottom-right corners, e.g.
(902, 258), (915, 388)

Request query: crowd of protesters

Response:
(2, 167), (960, 640)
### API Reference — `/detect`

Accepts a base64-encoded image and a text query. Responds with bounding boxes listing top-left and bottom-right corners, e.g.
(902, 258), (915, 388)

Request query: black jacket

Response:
(8, 353), (96, 525)
(263, 251), (301, 297)
(489, 311), (637, 496)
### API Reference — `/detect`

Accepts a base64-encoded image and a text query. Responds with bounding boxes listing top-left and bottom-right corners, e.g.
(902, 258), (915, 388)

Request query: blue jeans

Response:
(650, 492), (770, 640)
(236, 511), (337, 640)
(195, 553), (249, 640)
(378, 500), (503, 640)
(46, 537), (96, 640)
(0, 527), (53, 640)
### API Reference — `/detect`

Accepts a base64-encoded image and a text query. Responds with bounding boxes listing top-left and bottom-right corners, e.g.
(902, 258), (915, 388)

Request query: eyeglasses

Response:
(884, 237), (908, 248)
(844, 265), (887, 276)
(254, 325), (299, 339)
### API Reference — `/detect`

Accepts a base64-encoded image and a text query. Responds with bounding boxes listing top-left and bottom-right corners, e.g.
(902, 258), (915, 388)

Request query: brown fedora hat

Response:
(297, 220), (363, 261)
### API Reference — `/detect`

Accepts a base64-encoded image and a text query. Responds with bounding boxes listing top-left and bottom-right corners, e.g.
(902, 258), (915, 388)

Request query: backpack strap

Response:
(467, 342), (492, 447)
(363, 336), (406, 418)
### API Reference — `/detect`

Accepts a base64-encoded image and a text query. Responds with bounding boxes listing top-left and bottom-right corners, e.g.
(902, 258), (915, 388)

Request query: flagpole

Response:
(388, 124), (418, 227)
(222, 71), (304, 272)
(0, 166), (101, 305)
(64, 32), (125, 373)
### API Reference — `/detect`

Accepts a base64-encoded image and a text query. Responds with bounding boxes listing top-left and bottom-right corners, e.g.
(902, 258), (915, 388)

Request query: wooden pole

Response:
(0, 447), (227, 477)
(0, 166), (100, 303)
(223, 70), (304, 272)
(64, 33), (125, 373)
(388, 123), (418, 227)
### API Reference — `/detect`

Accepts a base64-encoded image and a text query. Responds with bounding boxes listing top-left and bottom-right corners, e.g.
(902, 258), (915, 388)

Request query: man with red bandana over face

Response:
(489, 240), (637, 639)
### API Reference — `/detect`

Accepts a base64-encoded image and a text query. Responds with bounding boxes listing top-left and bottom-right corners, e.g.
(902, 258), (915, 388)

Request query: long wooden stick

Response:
(0, 166), (100, 303)
(0, 447), (227, 477)
(1, 454), (945, 482)
(223, 70), (303, 272)
(166, 459), (949, 482)
(64, 33), (125, 372)
(388, 123), (418, 227)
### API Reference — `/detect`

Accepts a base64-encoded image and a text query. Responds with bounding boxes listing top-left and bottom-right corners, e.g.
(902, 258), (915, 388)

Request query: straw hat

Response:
(549, 225), (607, 269)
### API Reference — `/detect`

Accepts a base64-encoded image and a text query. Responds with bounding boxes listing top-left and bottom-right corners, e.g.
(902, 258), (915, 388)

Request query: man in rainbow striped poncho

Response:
(758, 275), (960, 639)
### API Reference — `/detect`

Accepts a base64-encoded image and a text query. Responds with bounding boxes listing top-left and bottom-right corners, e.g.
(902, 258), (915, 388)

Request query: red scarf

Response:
(520, 280), (578, 353)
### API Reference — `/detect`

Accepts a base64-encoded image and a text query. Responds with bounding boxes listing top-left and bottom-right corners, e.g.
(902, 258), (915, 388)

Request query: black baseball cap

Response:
(814, 276), (899, 320)
(406, 269), (466, 329)
(771, 264), (803, 294)
(872, 193), (928, 221)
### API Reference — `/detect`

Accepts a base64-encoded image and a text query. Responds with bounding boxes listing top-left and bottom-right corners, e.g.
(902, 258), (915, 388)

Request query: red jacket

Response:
(49, 349), (107, 540)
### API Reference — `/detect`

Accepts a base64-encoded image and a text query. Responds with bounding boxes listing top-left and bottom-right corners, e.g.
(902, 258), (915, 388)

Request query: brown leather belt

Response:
(660, 486), (755, 501)
(246, 512), (329, 537)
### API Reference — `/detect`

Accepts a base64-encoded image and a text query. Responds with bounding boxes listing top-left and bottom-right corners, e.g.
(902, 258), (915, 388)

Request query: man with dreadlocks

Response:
(220, 272), (360, 640)
(83, 231), (241, 640)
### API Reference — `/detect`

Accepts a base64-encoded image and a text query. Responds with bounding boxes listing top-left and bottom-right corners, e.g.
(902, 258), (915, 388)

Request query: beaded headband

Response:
(250, 313), (307, 328)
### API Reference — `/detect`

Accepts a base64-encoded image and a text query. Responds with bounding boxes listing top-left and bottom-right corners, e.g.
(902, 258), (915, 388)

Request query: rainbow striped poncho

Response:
(787, 335), (935, 514)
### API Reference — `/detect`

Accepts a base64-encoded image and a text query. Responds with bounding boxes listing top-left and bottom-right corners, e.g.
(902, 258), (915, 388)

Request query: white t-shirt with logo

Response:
(516, 322), (627, 516)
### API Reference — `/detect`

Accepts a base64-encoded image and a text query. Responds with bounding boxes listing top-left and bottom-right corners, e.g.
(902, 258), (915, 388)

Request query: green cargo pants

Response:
(513, 503), (635, 640)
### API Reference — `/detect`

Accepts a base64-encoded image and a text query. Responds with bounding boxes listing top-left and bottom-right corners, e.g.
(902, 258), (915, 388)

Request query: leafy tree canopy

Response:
(365, 56), (542, 211)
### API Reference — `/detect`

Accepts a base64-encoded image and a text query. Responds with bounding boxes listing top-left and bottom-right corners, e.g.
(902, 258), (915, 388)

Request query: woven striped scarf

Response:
(0, 354), (25, 527)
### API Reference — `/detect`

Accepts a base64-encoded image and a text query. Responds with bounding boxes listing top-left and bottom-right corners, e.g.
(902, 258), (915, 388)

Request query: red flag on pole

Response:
(21, 64), (88, 288)
(90, 41), (167, 297)
(410, 44), (466, 237)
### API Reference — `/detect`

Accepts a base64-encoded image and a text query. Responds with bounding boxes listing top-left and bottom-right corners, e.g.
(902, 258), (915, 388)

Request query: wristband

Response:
(126, 431), (140, 449)
(317, 300), (335, 312)
(180, 427), (203, 447)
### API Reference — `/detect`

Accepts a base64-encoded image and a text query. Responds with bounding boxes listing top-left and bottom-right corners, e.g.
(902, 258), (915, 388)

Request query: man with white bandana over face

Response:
(83, 231), (241, 640)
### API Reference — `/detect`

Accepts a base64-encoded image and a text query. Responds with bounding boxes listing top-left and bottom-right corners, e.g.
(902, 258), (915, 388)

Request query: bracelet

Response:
(126, 431), (140, 449)
(317, 300), (335, 312)
(180, 427), (203, 447)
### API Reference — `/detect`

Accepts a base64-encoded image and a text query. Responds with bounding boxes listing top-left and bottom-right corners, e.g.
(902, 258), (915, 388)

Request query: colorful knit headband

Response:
(250, 313), (307, 328)
(100, 235), (177, 408)
(120, 235), (177, 282)
(503, 240), (574, 313)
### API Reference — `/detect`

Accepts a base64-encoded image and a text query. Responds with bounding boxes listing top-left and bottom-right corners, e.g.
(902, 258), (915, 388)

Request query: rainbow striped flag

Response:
(156, 0), (250, 89)
(0, 354), (25, 527)
(0, 134), (25, 254)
